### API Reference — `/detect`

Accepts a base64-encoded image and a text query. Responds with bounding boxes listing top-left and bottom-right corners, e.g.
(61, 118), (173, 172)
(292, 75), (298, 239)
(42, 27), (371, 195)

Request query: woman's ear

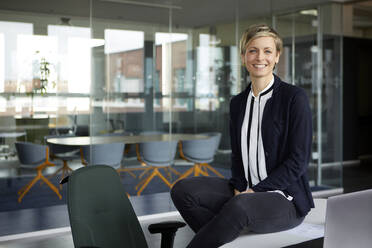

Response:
(241, 54), (245, 66)
(275, 52), (281, 64)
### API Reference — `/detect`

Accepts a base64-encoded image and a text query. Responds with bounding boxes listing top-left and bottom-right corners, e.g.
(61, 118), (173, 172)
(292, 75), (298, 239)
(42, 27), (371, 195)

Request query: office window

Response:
(105, 29), (144, 94)
(48, 25), (92, 94)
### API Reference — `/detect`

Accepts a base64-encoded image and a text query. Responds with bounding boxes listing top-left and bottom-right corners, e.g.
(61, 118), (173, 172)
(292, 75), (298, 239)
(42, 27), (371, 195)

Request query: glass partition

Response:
(275, 5), (343, 192)
(0, 0), (345, 234)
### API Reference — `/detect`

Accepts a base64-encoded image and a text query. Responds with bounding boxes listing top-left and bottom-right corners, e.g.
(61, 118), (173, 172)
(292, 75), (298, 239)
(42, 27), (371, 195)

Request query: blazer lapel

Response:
(237, 85), (251, 149)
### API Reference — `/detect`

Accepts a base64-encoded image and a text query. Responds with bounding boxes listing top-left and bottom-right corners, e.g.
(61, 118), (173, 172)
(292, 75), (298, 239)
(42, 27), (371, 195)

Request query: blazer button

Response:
(265, 152), (269, 157)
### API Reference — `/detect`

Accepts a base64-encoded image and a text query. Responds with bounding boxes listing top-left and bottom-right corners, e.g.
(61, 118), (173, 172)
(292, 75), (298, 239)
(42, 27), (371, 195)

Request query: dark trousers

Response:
(171, 177), (304, 248)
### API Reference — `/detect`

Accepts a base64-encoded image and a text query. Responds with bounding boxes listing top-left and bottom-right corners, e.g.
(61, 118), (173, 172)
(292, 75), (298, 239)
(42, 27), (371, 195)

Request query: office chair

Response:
(175, 132), (223, 183)
(136, 140), (178, 196)
(99, 132), (147, 178)
(80, 142), (125, 168)
(15, 141), (62, 203)
(61, 165), (185, 248)
(45, 134), (80, 188)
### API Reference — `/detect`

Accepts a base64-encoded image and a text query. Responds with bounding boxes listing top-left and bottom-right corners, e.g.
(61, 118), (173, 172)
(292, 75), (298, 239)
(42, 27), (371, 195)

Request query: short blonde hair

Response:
(240, 24), (283, 56)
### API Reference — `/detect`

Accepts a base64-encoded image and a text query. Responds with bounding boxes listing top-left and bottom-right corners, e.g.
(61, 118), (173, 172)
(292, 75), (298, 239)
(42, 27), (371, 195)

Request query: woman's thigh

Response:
(222, 192), (303, 233)
(171, 176), (234, 214)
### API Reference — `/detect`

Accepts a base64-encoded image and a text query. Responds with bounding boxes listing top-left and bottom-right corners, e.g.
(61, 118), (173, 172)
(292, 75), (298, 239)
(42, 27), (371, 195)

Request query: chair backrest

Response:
(82, 143), (125, 168)
(67, 165), (148, 248)
(202, 132), (222, 152)
(45, 134), (78, 155)
(15, 141), (47, 166)
(139, 140), (177, 166)
(101, 131), (132, 137)
(181, 132), (221, 163)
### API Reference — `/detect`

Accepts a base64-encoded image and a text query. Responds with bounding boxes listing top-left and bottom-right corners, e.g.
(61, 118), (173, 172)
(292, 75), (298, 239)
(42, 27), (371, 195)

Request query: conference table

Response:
(46, 133), (208, 146)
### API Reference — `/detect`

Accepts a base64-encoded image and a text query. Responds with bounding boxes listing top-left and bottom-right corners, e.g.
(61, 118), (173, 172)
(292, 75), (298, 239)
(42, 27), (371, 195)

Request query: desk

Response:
(46, 134), (208, 146)
(0, 132), (27, 159)
(0, 132), (27, 139)
(139, 198), (327, 248)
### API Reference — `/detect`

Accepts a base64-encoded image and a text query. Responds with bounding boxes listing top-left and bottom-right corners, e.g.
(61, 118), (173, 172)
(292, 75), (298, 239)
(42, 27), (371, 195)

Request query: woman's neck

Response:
(251, 74), (274, 97)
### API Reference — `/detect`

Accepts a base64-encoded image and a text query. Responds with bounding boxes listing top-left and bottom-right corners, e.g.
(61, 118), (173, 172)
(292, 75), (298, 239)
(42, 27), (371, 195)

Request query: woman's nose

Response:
(256, 50), (264, 60)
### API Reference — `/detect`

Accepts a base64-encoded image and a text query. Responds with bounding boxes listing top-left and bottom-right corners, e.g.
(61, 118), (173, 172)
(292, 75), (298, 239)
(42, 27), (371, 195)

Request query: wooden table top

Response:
(46, 133), (208, 146)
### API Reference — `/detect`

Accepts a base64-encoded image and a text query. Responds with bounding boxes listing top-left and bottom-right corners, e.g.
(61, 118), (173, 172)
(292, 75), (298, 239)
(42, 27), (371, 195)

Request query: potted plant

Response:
(29, 51), (56, 116)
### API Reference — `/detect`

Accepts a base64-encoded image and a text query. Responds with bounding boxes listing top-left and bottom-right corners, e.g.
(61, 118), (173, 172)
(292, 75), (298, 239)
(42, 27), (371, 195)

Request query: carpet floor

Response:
(0, 165), (232, 212)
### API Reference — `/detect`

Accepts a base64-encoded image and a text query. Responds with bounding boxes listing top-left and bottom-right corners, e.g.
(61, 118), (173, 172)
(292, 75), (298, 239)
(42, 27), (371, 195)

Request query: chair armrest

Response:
(148, 221), (186, 248)
(60, 176), (69, 184)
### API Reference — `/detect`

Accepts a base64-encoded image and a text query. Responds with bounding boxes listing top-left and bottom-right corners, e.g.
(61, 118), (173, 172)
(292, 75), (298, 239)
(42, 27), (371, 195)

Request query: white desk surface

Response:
(139, 198), (327, 248)
(0, 132), (26, 138)
(46, 133), (208, 146)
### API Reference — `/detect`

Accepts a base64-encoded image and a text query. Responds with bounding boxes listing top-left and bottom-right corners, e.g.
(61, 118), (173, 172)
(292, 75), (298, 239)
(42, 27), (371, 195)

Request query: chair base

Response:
(117, 165), (149, 178)
(18, 170), (62, 203)
(173, 163), (224, 186)
(49, 160), (73, 189)
(136, 167), (172, 196)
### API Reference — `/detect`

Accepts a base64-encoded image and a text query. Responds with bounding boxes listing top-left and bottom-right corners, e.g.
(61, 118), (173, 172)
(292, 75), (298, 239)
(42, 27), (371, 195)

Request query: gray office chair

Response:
(176, 132), (223, 182)
(136, 140), (178, 196)
(99, 132), (146, 178)
(15, 141), (62, 202)
(45, 134), (80, 186)
(61, 165), (185, 248)
(137, 131), (181, 181)
(81, 143), (125, 169)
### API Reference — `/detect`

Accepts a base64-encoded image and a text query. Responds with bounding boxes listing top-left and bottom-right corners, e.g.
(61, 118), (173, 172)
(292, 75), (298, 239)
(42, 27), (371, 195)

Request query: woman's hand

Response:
(234, 188), (255, 195)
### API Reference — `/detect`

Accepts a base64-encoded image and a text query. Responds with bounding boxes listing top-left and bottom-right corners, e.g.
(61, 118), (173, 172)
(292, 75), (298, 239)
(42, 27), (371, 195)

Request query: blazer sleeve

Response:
(252, 89), (312, 192)
(228, 97), (247, 192)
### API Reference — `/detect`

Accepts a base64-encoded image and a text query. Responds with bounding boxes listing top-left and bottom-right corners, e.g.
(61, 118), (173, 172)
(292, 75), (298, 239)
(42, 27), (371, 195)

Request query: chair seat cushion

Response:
(183, 155), (213, 164)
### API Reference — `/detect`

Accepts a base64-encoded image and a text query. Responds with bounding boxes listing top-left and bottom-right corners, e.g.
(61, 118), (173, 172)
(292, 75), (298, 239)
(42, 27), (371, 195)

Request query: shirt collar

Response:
(251, 76), (274, 98)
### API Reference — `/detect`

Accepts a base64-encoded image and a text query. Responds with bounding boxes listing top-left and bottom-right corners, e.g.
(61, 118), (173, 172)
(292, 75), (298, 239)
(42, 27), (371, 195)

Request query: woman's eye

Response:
(265, 50), (272, 54)
(248, 50), (256, 53)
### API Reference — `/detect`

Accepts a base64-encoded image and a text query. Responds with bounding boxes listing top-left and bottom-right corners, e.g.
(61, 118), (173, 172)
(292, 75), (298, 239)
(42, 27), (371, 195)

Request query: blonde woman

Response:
(171, 24), (314, 247)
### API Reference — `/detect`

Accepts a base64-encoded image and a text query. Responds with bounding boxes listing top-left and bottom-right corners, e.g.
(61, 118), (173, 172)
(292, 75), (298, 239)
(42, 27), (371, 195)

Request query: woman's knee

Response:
(222, 195), (250, 220)
(171, 177), (197, 204)
(171, 177), (211, 197)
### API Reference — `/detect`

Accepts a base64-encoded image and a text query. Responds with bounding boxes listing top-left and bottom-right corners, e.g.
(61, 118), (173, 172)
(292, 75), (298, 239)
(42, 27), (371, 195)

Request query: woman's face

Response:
(242, 36), (280, 81)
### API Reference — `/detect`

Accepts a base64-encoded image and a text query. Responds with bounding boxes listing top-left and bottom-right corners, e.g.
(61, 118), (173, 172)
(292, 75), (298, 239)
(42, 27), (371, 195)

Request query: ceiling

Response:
(0, 0), (360, 28)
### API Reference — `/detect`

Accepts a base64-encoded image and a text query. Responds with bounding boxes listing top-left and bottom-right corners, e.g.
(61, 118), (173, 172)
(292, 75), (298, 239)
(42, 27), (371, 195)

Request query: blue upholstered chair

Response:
(45, 134), (80, 186)
(176, 132), (223, 182)
(99, 132), (143, 178)
(15, 141), (62, 202)
(81, 142), (125, 169)
(136, 140), (178, 195)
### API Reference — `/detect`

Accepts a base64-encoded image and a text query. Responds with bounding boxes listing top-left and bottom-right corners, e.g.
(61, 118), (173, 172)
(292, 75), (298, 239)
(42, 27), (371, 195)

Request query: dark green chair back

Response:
(67, 165), (148, 248)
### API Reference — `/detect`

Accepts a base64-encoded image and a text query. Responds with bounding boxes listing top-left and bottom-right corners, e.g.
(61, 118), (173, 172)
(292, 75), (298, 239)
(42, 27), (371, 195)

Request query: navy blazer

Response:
(229, 74), (314, 217)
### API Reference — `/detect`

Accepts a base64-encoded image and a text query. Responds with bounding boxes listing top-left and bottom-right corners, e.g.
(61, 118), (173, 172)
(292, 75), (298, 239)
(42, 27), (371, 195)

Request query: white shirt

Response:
(241, 77), (292, 201)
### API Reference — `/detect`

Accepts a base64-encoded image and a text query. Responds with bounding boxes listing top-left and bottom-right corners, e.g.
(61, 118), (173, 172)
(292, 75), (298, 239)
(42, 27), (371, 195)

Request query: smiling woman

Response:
(171, 24), (314, 248)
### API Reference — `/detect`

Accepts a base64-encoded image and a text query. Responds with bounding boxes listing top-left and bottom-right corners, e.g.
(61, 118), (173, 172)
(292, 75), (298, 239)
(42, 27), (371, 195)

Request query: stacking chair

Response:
(176, 132), (223, 183)
(136, 140), (178, 196)
(100, 132), (146, 178)
(60, 165), (185, 248)
(45, 134), (80, 188)
(15, 141), (62, 203)
(137, 131), (181, 181)
(80, 142), (125, 169)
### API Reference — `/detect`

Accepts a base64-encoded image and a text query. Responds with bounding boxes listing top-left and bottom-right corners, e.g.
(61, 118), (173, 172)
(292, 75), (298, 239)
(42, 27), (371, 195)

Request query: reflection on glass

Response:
(155, 32), (188, 112)
(48, 25), (92, 94)
(0, 33), (4, 92)
(275, 8), (342, 190)
(104, 29), (144, 114)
